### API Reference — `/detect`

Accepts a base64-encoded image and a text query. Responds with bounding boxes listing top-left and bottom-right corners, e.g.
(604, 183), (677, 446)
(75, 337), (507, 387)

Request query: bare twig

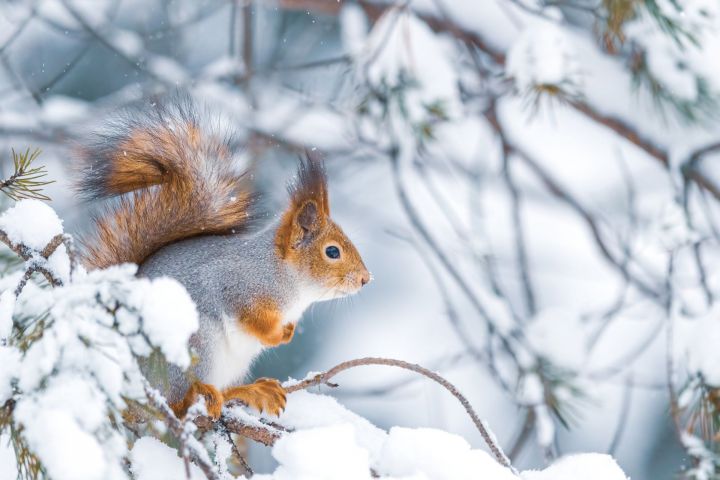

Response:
(285, 357), (517, 473)
(0, 229), (65, 291)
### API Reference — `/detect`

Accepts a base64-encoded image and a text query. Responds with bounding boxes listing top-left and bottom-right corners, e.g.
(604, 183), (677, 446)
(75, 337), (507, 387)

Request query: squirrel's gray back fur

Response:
(139, 218), (303, 404)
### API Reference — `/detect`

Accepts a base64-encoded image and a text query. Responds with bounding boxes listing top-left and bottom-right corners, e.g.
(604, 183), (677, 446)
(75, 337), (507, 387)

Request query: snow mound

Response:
(377, 427), (517, 480)
(234, 389), (631, 480)
(132, 276), (199, 368)
(0, 199), (63, 251)
(521, 453), (628, 480)
(130, 437), (205, 480)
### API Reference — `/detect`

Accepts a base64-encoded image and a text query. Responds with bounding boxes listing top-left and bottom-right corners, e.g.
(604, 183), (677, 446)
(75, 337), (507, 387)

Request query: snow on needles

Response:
(0, 200), (200, 480)
(359, 9), (461, 118)
(506, 24), (582, 97)
(5, 265), (199, 480)
(355, 8), (462, 156)
(625, 0), (720, 102)
(131, 276), (198, 368)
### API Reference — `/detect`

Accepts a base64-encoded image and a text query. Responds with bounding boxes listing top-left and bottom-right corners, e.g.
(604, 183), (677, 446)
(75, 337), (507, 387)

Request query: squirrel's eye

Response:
(325, 245), (340, 259)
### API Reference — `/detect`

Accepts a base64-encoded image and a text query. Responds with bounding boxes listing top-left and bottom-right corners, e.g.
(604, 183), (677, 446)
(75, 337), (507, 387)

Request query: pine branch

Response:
(0, 149), (53, 202)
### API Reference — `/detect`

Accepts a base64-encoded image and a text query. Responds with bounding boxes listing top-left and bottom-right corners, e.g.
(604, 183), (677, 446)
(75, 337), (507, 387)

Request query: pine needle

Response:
(0, 149), (53, 201)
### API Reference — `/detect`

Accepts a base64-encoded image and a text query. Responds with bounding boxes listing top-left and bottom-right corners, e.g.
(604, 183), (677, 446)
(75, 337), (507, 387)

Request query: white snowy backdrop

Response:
(1, 0), (720, 479)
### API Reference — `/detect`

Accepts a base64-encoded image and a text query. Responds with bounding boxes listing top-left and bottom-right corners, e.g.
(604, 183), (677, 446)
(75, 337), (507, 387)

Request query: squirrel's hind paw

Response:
(223, 378), (287, 416)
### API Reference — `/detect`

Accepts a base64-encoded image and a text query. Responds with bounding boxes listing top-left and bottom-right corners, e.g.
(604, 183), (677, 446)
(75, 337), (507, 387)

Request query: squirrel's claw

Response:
(280, 323), (295, 344)
(204, 394), (223, 420)
(223, 378), (287, 417)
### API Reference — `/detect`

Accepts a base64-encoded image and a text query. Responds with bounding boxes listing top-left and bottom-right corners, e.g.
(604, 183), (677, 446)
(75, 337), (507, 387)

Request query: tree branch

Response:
(210, 357), (518, 474)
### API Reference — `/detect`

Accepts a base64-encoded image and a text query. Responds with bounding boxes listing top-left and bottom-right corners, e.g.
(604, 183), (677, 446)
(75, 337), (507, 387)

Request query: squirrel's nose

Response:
(360, 269), (371, 287)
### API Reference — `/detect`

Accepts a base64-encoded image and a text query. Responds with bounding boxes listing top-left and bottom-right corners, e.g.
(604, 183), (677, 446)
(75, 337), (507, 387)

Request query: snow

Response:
(265, 424), (372, 480)
(132, 276), (199, 369)
(130, 437), (205, 480)
(358, 8), (462, 126)
(15, 405), (114, 480)
(264, 390), (388, 463)
(108, 29), (144, 58)
(0, 346), (19, 403)
(340, 3), (368, 55)
(0, 435), (16, 479)
(0, 199), (199, 480)
(148, 56), (189, 83)
(686, 303), (720, 386)
(0, 289), (15, 339)
(506, 24), (581, 96)
(526, 308), (587, 370)
(0, 200), (63, 251)
(203, 56), (245, 80)
(377, 427), (517, 480)
(532, 405), (555, 449)
(1, 1), (716, 478)
(41, 96), (90, 125)
(246, 392), (628, 480)
(517, 373), (544, 405)
(625, 0), (720, 101)
(521, 453), (628, 480)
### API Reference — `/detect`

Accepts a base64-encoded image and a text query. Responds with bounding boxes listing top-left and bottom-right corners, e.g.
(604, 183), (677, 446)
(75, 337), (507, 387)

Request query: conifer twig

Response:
(0, 149), (53, 201)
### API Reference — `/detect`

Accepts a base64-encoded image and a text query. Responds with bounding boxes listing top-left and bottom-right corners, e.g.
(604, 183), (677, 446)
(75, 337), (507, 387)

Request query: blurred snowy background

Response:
(3, 0), (720, 478)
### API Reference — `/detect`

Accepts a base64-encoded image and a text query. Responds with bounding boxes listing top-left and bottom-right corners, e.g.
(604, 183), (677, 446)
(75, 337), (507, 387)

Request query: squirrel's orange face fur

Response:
(275, 157), (370, 297)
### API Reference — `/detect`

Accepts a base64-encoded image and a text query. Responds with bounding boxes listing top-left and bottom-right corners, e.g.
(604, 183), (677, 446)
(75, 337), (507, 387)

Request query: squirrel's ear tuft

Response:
(288, 152), (329, 218)
(275, 155), (329, 258)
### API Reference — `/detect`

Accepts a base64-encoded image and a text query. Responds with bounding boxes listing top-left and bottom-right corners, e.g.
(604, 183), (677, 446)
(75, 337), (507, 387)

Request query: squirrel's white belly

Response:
(208, 289), (324, 389)
(208, 314), (265, 389)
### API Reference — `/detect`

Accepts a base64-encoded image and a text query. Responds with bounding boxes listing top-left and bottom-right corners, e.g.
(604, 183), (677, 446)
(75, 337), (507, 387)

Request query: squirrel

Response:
(77, 99), (371, 419)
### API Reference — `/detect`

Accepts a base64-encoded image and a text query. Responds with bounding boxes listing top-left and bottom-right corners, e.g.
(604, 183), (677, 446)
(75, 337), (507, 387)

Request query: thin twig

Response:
(284, 357), (517, 473)
(143, 381), (220, 480)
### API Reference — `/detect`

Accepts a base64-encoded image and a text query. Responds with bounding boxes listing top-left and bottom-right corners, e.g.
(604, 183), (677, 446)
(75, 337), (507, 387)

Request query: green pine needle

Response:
(0, 148), (54, 202)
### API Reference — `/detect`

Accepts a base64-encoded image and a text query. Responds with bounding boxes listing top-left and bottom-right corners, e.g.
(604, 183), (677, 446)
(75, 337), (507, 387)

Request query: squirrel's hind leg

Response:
(171, 382), (224, 420)
(223, 378), (287, 416)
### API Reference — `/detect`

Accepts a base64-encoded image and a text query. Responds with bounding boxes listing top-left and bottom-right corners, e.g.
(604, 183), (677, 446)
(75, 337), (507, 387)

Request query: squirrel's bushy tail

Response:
(78, 98), (252, 269)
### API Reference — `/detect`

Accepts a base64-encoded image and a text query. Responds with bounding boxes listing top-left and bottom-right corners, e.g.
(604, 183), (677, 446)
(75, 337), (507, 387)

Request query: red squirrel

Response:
(78, 98), (370, 419)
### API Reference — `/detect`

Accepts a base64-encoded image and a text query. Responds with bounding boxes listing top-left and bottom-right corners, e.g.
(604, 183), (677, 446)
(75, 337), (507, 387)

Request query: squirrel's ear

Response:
(293, 199), (321, 246)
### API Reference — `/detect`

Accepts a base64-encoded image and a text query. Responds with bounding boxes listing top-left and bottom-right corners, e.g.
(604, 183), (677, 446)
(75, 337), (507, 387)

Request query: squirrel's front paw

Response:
(280, 323), (295, 344)
(223, 378), (287, 417)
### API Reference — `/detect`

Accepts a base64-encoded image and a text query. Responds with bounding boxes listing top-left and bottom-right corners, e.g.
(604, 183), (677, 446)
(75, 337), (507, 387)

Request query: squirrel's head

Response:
(275, 155), (370, 299)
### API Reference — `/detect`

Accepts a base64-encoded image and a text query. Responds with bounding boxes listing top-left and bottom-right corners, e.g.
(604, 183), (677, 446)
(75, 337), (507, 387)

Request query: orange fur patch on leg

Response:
(239, 298), (295, 346)
(223, 378), (287, 416)
(171, 382), (224, 420)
